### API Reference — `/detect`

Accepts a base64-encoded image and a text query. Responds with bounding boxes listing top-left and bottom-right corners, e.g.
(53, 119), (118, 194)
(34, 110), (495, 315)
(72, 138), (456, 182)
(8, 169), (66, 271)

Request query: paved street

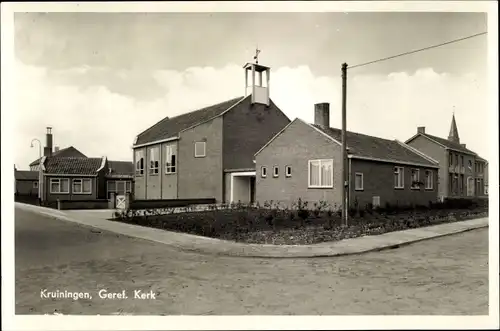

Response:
(15, 207), (488, 315)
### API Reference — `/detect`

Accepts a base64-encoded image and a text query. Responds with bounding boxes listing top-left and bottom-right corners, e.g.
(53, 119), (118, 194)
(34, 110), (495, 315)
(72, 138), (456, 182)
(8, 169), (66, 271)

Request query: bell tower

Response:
(244, 47), (270, 106)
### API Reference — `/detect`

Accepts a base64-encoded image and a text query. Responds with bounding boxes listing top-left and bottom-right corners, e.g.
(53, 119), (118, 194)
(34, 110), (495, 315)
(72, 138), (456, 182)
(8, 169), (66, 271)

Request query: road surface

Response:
(15, 207), (488, 315)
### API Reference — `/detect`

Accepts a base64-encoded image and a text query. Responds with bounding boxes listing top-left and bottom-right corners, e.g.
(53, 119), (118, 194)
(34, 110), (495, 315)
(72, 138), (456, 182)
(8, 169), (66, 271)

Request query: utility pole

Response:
(341, 63), (348, 226)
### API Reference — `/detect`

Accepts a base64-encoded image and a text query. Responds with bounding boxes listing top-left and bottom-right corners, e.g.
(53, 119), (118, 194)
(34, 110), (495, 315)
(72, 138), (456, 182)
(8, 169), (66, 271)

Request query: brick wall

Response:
(349, 159), (438, 208)
(57, 199), (109, 210)
(223, 97), (291, 171)
(178, 116), (223, 201)
(406, 135), (447, 198)
(44, 176), (98, 202)
(16, 180), (38, 195)
(255, 119), (343, 208)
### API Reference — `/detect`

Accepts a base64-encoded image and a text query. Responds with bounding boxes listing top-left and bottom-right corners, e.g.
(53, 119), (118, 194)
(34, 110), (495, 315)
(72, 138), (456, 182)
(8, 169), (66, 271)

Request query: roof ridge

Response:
(312, 124), (396, 143)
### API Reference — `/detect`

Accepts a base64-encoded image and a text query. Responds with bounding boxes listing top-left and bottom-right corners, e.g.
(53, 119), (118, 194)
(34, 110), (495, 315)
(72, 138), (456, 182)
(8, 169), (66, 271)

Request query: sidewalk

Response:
(15, 202), (489, 258)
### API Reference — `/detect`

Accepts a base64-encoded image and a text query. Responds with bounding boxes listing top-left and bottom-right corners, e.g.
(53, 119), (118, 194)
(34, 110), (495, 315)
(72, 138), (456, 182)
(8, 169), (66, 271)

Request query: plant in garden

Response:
(296, 198), (310, 228)
(312, 200), (328, 218)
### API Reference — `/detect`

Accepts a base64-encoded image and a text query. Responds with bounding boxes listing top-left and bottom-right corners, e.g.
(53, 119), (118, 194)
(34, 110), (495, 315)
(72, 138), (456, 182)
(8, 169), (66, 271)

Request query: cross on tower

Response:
(253, 47), (261, 64)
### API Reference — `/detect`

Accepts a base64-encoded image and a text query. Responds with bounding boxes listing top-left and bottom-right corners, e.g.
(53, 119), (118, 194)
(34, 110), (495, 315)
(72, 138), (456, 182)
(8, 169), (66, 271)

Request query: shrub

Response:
(365, 203), (374, 214)
(296, 198), (310, 227)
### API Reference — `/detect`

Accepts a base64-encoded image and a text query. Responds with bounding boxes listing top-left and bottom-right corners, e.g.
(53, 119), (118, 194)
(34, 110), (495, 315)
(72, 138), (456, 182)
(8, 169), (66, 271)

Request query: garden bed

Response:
(110, 199), (489, 245)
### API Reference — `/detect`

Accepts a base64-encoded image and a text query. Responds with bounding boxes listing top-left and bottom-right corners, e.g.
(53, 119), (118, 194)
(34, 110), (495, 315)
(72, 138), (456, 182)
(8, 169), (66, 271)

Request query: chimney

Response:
(43, 127), (53, 157)
(417, 126), (425, 134)
(460, 143), (466, 148)
(314, 103), (330, 127)
(54, 146), (60, 153)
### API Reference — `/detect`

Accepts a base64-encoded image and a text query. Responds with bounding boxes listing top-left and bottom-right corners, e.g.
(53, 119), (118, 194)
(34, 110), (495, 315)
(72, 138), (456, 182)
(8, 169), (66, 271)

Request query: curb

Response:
(15, 203), (488, 258)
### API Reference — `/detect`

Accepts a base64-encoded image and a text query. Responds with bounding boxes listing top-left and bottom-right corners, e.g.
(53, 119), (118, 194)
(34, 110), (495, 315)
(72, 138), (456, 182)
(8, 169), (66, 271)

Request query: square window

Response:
(308, 159), (333, 188)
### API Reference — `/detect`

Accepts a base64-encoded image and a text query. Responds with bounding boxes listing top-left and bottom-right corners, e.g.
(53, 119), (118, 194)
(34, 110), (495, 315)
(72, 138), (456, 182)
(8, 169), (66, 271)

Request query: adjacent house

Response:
(37, 156), (134, 208)
(255, 103), (440, 209)
(29, 128), (87, 171)
(132, 61), (291, 204)
(23, 127), (134, 209)
(405, 114), (488, 199)
(40, 156), (107, 202)
(105, 160), (134, 200)
(14, 168), (39, 196)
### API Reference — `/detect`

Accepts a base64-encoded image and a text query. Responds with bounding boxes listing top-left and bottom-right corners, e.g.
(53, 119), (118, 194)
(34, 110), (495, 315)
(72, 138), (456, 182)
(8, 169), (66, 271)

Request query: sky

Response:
(12, 11), (489, 169)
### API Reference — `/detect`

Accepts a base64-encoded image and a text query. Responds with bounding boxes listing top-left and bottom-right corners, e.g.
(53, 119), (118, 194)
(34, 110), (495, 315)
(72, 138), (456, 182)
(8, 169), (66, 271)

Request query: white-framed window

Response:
(50, 178), (70, 194)
(468, 160), (472, 169)
(354, 172), (363, 191)
(273, 165), (279, 177)
(164, 144), (177, 174)
(449, 153), (453, 166)
(372, 196), (381, 208)
(194, 141), (206, 158)
(107, 180), (132, 199)
(148, 146), (160, 175)
(135, 149), (145, 175)
(33, 181), (38, 189)
(425, 170), (433, 190)
(410, 168), (420, 189)
(285, 165), (292, 178)
(394, 166), (404, 189)
(72, 178), (92, 194)
(261, 166), (267, 178)
(308, 159), (333, 188)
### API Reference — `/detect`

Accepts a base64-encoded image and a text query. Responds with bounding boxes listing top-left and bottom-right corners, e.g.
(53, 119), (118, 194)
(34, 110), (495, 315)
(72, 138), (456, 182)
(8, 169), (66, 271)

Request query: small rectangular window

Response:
(148, 146), (160, 175)
(410, 169), (420, 189)
(425, 170), (434, 190)
(273, 166), (279, 177)
(33, 181), (38, 189)
(355, 173), (363, 190)
(261, 166), (267, 178)
(285, 165), (292, 177)
(195, 141), (206, 158)
(135, 149), (145, 175)
(394, 166), (404, 189)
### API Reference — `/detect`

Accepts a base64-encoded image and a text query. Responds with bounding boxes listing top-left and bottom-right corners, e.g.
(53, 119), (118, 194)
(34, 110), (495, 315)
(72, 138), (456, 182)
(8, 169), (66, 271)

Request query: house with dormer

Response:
(131, 60), (291, 204)
(405, 114), (488, 200)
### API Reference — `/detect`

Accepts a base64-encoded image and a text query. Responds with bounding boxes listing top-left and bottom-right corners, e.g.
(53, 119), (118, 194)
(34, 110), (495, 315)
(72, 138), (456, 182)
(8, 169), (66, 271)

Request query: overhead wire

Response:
(347, 32), (487, 70)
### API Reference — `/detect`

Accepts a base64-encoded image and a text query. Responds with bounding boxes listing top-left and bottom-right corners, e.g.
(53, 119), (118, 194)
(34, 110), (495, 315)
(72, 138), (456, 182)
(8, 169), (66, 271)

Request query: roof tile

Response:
(44, 157), (102, 175)
(15, 170), (39, 180)
(107, 160), (134, 177)
(312, 125), (437, 166)
(30, 146), (87, 166)
(421, 133), (477, 155)
(135, 96), (244, 145)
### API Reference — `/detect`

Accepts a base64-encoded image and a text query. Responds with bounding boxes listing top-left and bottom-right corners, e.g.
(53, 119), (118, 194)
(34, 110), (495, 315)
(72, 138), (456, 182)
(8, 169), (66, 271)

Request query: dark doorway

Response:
(250, 176), (256, 204)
